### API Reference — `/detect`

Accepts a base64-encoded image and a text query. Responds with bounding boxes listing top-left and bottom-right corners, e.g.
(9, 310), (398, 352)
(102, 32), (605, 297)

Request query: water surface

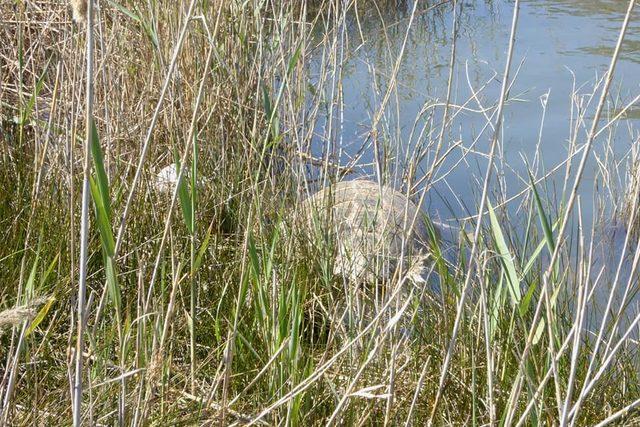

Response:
(310, 0), (640, 226)
(309, 0), (640, 332)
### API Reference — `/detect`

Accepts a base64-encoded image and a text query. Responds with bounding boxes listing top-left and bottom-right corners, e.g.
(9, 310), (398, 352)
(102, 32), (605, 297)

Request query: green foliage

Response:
(1, 1), (638, 425)
(88, 120), (121, 318)
(488, 200), (521, 308)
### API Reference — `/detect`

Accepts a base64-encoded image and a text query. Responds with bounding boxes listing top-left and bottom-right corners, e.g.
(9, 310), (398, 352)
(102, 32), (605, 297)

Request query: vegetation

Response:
(0, 0), (638, 425)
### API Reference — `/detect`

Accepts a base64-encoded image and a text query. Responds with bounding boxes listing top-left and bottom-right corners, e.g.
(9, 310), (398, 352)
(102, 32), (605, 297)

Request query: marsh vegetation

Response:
(1, 0), (639, 425)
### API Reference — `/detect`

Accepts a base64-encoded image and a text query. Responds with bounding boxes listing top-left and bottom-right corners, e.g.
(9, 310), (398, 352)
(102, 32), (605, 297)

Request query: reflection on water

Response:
(528, 0), (640, 64)
(309, 0), (640, 323)
(310, 0), (640, 222)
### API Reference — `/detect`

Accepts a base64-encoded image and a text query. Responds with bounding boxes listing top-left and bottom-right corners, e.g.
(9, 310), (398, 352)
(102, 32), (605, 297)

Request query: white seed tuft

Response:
(70, 0), (87, 25)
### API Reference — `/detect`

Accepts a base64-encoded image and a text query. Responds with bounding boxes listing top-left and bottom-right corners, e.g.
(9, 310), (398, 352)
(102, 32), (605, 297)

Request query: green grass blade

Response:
(174, 155), (194, 235)
(89, 119), (111, 220)
(488, 200), (521, 306)
(248, 233), (268, 324)
(25, 295), (56, 337)
(262, 85), (272, 121)
(521, 237), (547, 278)
(105, 255), (122, 318)
(287, 44), (302, 76)
(519, 280), (538, 317)
(425, 216), (456, 295)
(193, 224), (213, 274)
(107, 0), (141, 22)
(490, 273), (506, 340)
(19, 56), (51, 126)
(191, 135), (198, 233)
(528, 169), (555, 253)
(90, 176), (115, 255)
(24, 244), (41, 301)
(39, 253), (59, 289)
(88, 172), (120, 316)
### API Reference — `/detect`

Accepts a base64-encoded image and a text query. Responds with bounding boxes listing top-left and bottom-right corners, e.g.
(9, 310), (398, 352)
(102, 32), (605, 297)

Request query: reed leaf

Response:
(488, 200), (521, 307)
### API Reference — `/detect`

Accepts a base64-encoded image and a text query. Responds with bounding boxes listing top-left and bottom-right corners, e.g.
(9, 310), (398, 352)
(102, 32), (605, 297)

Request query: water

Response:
(309, 0), (640, 335)
(310, 0), (640, 226)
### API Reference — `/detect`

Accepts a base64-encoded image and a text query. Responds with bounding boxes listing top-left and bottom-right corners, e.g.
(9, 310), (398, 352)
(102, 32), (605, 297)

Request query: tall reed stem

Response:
(73, 0), (95, 425)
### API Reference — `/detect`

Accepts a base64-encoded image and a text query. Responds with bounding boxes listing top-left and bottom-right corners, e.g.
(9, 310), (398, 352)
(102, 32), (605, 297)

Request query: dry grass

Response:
(1, 0), (639, 425)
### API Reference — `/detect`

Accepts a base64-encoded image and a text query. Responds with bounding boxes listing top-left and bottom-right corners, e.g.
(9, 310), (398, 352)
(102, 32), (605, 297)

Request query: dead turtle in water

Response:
(299, 179), (440, 287)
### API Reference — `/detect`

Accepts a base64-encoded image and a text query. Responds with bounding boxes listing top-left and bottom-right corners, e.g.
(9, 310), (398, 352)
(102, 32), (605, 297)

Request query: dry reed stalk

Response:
(504, 1), (637, 424)
(73, 0), (94, 423)
(428, 0), (521, 424)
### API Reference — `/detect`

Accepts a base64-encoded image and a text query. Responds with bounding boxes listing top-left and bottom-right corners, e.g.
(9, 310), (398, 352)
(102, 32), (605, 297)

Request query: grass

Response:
(1, 0), (639, 425)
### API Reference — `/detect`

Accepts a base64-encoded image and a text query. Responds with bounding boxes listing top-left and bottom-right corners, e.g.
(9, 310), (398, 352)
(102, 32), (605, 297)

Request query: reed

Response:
(0, 0), (638, 425)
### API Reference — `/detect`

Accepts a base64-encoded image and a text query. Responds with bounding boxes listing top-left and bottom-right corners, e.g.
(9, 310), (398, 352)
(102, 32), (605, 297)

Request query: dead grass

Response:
(0, 0), (639, 425)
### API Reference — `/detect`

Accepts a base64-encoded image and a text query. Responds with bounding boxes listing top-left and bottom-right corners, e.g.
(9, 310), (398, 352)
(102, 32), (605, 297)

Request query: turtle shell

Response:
(300, 179), (436, 283)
